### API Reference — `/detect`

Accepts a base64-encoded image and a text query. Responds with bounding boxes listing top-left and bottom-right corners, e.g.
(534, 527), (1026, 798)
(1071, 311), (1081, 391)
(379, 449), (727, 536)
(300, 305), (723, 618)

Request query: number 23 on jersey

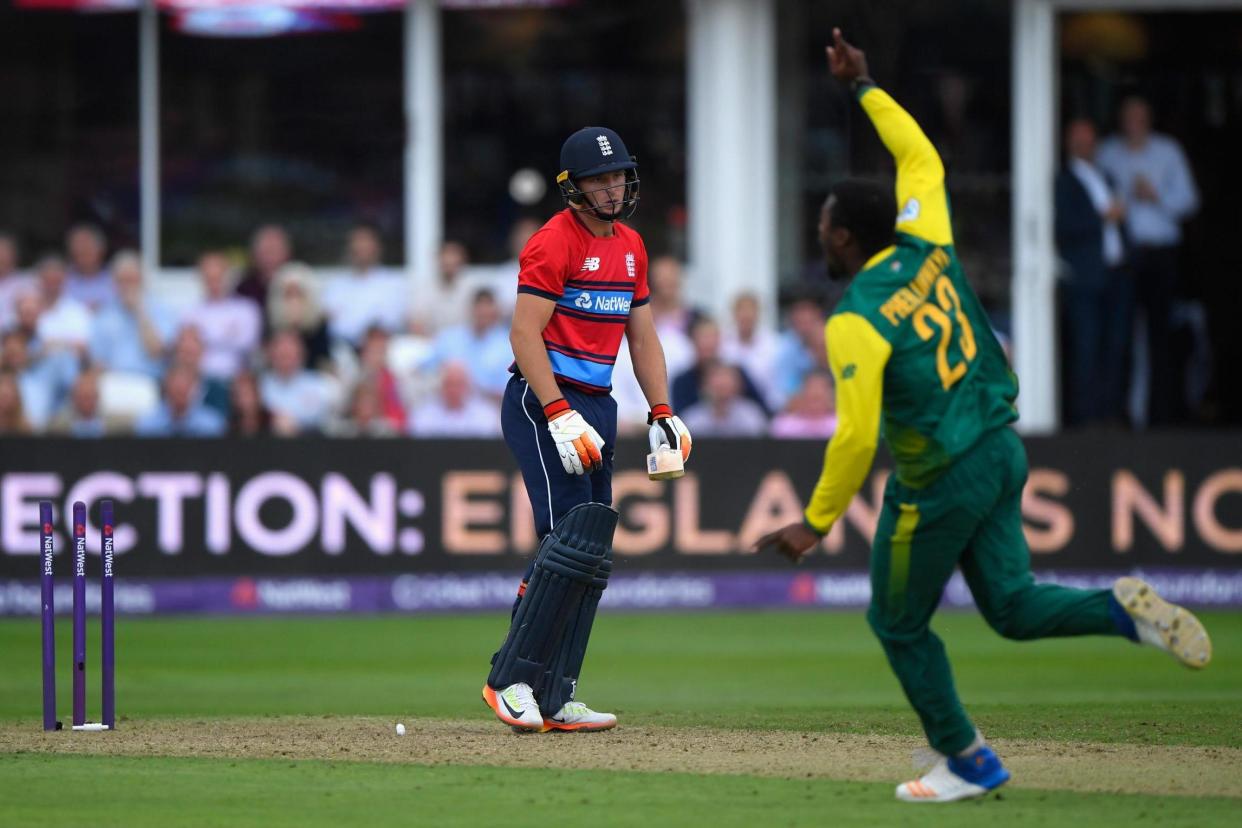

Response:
(913, 275), (977, 390)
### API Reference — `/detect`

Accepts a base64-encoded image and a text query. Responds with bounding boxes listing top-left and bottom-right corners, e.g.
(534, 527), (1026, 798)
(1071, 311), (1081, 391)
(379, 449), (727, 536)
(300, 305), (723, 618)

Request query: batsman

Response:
(482, 126), (691, 733)
(757, 30), (1212, 802)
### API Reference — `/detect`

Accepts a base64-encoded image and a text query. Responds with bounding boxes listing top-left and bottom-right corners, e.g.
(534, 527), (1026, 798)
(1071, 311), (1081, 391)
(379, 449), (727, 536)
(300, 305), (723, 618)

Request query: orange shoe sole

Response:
(481, 684), (542, 731)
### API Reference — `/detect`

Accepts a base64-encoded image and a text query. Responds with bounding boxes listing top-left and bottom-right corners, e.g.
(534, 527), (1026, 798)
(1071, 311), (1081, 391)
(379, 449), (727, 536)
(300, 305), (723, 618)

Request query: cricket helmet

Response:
(557, 126), (640, 221)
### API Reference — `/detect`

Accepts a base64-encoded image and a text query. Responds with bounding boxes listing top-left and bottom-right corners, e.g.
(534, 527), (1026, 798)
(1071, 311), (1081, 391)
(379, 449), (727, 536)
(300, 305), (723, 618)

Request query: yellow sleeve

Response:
(803, 312), (891, 534)
(857, 85), (953, 246)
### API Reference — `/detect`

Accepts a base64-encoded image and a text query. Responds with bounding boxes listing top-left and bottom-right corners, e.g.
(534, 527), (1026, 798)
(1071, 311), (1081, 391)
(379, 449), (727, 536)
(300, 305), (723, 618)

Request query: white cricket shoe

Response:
(896, 746), (1010, 803)
(543, 701), (617, 732)
(482, 682), (543, 731)
(1113, 577), (1212, 669)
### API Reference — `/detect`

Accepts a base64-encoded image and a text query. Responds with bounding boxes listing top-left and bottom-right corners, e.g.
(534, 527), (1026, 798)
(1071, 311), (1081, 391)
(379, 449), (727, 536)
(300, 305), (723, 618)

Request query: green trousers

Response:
(866, 427), (1119, 755)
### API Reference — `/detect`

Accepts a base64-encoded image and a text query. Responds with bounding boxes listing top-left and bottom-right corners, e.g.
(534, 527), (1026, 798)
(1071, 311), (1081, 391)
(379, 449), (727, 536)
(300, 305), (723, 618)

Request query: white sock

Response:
(957, 731), (986, 758)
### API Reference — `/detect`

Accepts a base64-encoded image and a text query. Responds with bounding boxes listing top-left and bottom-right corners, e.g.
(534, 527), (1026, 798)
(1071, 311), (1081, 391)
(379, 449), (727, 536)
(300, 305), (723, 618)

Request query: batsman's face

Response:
(578, 170), (628, 218)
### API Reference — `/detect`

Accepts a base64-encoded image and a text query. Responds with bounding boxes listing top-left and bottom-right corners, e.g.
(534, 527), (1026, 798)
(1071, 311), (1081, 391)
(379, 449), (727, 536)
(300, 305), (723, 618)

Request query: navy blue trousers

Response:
(502, 375), (618, 539)
(501, 374), (617, 601)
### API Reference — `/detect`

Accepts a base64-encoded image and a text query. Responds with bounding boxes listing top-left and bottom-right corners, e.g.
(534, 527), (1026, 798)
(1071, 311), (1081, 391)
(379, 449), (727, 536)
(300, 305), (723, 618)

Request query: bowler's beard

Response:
(825, 249), (850, 283)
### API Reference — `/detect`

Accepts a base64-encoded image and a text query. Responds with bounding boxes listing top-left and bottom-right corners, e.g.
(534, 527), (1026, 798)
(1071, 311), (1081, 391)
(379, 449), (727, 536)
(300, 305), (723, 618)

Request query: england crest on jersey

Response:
(625, 252), (636, 279)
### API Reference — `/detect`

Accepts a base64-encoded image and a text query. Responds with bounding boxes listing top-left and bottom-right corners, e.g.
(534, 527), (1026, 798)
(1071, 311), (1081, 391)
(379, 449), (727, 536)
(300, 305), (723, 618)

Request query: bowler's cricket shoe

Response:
(896, 746), (1010, 803)
(482, 682), (543, 731)
(543, 701), (617, 732)
(1113, 577), (1212, 669)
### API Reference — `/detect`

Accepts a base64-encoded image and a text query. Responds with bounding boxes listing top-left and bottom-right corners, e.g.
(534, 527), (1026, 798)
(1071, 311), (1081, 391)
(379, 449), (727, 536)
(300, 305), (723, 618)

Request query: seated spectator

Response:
(182, 250), (262, 384)
(0, 231), (35, 330)
(415, 240), (471, 334)
(268, 263), (332, 370)
(170, 325), (229, 417)
(722, 292), (780, 409)
(646, 255), (695, 377)
(259, 329), (332, 435)
(49, 369), (106, 437)
(0, 370), (32, 434)
(322, 224), (407, 346)
(229, 370), (270, 437)
(354, 327), (406, 432)
(680, 361), (768, 437)
(64, 222), (114, 310)
(408, 360), (501, 437)
(235, 224), (292, 311)
(1, 330), (59, 429)
(330, 383), (403, 438)
(427, 288), (512, 399)
(455, 217), (540, 319)
(671, 316), (768, 414)
(770, 370), (837, 439)
(35, 254), (92, 357)
(773, 297), (827, 408)
(11, 290), (42, 342)
(90, 251), (175, 379)
(134, 364), (226, 437)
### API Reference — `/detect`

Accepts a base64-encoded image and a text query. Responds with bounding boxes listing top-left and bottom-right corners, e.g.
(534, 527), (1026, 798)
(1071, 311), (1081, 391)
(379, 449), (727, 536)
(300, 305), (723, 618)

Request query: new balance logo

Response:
(581, 257), (601, 272)
(597, 135), (613, 156)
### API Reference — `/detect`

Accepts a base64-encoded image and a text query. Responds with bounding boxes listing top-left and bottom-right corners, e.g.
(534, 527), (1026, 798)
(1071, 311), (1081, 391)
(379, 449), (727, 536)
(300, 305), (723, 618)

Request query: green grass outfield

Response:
(2, 610), (1240, 826)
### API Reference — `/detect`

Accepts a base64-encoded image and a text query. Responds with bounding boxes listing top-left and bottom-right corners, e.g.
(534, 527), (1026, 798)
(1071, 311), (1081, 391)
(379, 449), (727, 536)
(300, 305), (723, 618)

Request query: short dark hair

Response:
(827, 179), (896, 257)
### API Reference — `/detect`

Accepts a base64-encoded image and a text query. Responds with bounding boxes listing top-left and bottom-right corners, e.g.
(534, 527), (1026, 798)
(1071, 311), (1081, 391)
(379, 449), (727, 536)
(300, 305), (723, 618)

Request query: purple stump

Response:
(101, 500), (115, 730)
(72, 501), (86, 728)
(40, 501), (57, 732)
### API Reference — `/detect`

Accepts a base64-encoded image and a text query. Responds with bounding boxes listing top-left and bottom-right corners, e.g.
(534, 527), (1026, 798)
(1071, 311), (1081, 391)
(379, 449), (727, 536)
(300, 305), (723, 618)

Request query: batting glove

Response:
(647, 403), (692, 462)
(544, 399), (605, 476)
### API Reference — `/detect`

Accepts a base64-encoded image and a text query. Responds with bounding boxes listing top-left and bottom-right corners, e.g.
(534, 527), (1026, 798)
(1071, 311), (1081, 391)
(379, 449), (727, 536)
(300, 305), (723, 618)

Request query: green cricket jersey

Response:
(804, 84), (1019, 534)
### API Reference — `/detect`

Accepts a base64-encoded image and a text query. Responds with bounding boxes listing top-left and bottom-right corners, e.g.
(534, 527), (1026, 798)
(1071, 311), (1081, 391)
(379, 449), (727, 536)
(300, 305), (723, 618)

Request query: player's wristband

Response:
(543, 398), (571, 419)
(802, 515), (828, 538)
(851, 77), (876, 98)
(647, 403), (673, 424)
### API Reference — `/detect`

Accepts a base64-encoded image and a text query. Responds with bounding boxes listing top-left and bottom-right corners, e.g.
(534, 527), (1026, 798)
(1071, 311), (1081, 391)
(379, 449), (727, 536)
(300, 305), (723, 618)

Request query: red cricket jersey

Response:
(514, 209), (650, 393)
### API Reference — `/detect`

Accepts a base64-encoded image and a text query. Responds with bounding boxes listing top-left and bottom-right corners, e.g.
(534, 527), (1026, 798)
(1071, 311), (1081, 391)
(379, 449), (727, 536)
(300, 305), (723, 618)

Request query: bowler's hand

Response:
(754, 522), (821, 564)
(826, 27), (870, 84)
(1134, 175), (1159, 203)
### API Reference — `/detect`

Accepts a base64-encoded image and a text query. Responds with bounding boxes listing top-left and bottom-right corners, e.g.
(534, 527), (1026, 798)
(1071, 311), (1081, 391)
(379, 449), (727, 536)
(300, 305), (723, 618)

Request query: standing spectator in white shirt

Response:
(90, 251), (175, 380)
(1098, 95), (1200, 426)
(64, 223), (115, 311)
(426, 288), (513, 400)
(323, 224), (408, 347)
(408, 360), (501, 437)
(259, 329), (333, 435)
(182, 250), (262, 384)
(0, 231), (35, 330)
(721, 292), (781, 410)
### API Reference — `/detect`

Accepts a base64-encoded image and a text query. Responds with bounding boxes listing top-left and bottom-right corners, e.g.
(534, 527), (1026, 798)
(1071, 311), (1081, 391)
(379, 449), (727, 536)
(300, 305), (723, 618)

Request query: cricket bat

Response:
(647, 445), (685, 480)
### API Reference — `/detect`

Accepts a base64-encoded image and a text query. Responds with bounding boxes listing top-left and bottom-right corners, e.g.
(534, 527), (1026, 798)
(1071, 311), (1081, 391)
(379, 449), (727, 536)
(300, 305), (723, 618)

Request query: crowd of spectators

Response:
(0, 222), (838, 440)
